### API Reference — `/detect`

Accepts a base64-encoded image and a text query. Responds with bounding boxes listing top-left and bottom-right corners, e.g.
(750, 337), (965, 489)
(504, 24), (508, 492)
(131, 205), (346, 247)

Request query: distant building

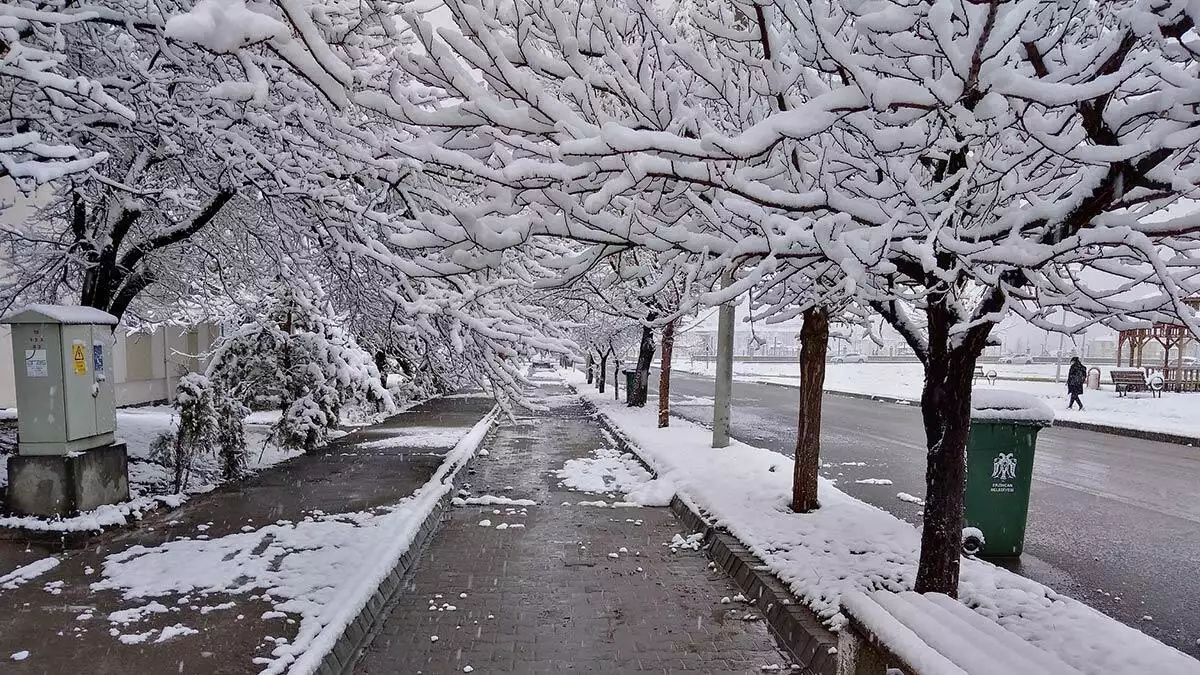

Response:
(0, 323), (221, 409)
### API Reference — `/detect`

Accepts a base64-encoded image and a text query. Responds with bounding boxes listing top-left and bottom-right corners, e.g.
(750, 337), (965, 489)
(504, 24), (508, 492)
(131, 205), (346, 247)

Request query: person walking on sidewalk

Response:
(1067, 356), (1087, 410)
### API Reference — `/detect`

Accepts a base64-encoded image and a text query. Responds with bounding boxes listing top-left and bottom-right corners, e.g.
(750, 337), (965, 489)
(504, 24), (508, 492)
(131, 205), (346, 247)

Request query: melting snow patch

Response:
(896, 492), (924, 506)
(10, 651), (29, 661)
(452, 495), (537, 507)
(0, 557), (59, 590)
(155, 623), (198, 642)
(854, 479), (893, 485)
(117, 630), (157, 645)
(556, 447), (653, 494)
(668, 533), (703, 551)
(108, 601), (171, 626)
(478, 519), (493, 527)
(355, 427), (471, 450)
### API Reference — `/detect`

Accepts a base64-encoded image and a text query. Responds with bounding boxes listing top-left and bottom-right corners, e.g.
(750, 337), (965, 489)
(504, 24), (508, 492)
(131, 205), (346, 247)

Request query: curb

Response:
(576, 386), (836, 675)
(750, 380), (1200, 447)
(319, 415), (497, 675)
(671, 497), (837, 675)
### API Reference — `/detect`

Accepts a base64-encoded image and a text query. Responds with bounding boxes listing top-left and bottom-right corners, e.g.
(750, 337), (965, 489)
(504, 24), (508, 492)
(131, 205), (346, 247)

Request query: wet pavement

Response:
(657, 368), (1200, 659)
(356, 383), (792, 674)
(0, 395), (494, 674)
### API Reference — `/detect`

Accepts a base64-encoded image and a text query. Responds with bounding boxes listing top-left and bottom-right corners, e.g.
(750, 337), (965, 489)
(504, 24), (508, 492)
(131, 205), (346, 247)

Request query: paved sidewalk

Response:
(0, 395), (493, 674)
(357, 382), (792, 674)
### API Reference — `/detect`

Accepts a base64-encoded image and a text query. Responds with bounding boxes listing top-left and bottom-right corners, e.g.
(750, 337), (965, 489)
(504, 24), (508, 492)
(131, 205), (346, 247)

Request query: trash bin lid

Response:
(970, 389), (1055, 426)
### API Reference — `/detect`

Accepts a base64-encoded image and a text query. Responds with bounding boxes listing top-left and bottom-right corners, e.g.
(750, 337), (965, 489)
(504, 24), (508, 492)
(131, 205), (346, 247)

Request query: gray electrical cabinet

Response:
(2, 304), (129, 518)
(3, 305), (118, 454)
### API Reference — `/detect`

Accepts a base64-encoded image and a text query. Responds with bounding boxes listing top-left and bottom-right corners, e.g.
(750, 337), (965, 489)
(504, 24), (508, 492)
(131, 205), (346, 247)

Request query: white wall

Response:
(0, 322), (220, 410)
(0, 326), (15, 408)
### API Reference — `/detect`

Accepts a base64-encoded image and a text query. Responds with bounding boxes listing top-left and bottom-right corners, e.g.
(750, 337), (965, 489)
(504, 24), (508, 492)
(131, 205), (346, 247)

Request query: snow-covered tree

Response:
(206, 278), (395, 452)
(387, 0), (1200, 595)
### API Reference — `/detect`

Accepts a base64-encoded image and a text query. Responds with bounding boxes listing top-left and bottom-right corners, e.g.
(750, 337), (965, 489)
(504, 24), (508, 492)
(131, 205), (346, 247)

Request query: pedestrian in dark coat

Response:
(1067, 357), (1087, 410)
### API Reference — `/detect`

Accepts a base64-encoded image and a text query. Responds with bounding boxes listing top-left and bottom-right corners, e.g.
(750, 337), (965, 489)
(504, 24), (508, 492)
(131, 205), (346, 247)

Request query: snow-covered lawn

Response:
(674, 360), (1200, 439)
(568, 370), (1199, 674)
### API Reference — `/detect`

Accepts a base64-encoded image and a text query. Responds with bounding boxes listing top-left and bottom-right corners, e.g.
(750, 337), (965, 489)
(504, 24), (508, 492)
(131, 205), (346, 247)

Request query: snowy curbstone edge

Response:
(289, 405), (499, 675)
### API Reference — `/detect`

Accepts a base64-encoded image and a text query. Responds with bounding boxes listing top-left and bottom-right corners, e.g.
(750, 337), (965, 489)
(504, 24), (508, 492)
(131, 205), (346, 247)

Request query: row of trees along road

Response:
(4, 0), (1200, 596)
(386, 0), (1200, 595)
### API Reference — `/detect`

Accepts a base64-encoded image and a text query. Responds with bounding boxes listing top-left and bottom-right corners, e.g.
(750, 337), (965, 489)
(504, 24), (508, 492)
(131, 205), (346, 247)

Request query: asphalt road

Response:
(651, 368), (1200, 659)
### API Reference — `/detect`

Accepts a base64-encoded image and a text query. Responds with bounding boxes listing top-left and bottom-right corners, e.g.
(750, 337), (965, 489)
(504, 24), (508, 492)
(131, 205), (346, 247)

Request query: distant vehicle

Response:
(835, 353), (868, 364)
(999, 354), (1034, 365)
(528, 360), (555, 376)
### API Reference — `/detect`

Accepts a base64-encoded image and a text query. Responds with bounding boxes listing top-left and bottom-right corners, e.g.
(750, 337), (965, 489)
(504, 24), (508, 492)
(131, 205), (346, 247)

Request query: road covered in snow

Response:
(654, 368), (1200, 659)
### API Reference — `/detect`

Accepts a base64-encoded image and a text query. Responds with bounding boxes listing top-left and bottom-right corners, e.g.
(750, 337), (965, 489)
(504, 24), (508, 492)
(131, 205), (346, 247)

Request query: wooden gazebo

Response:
(1115, 296), (1200, 392)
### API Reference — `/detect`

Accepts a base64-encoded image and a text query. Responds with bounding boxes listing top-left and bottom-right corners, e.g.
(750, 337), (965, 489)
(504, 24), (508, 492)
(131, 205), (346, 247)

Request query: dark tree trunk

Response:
(629, 313), (657, 407)
(657, 319), (675, 427)
(914, 296), (989, 596)
(586, 353), (595, 384)
(375, 351), (388, 389)
(793, 306), (828, 513)
(599, 352), (609, 393)
(78, 189), (235, 320)
(614, 359), (620, 401)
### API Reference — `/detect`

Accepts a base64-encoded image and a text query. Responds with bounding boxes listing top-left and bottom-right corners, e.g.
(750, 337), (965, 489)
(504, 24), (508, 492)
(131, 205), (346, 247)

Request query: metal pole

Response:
(1054, 307), (1066, 383)
(713, 270), (735, 448)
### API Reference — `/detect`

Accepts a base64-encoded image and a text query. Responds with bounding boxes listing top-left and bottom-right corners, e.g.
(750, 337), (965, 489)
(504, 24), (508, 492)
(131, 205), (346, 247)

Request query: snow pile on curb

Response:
(91, 406), (497, 675)
(568, 372), (1197, 674)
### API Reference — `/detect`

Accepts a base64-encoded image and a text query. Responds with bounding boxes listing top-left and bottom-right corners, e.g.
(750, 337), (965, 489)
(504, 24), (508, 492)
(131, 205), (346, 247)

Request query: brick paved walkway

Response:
(357, 382), (791, 674)
(0, 395), (494, 674)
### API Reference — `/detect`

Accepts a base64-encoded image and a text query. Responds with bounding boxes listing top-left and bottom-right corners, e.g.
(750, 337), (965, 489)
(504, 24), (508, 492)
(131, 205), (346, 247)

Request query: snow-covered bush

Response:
(207, 281), (396, 453)
(168, 374), (220, 492)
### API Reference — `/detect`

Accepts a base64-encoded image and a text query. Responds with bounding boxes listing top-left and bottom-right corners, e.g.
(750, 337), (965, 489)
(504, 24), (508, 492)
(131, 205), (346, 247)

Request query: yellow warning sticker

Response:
(72, 342), (88, 376)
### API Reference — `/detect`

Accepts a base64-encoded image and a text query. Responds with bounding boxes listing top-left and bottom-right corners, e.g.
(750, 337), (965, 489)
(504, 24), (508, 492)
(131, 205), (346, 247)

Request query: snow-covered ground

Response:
(90, 410), (496, 674)
(568, 370), (1200, 674)
(675, 360), (1200, 439)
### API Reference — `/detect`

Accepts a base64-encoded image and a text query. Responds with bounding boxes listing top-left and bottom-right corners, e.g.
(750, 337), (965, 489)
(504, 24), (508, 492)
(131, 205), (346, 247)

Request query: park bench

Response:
(1110, 369), (1160, 398)
(837, 590), (1084, 675)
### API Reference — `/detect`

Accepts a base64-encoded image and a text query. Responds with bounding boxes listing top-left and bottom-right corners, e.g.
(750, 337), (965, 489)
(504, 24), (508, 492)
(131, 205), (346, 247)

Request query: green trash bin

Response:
(963, 391), (1053, 558)
(622, 369), (636, 403)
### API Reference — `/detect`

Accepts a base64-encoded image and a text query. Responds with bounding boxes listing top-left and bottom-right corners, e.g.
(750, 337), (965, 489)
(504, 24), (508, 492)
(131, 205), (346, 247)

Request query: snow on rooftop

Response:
(1, 304), (118, 325)
(970, 389), (1055, 424)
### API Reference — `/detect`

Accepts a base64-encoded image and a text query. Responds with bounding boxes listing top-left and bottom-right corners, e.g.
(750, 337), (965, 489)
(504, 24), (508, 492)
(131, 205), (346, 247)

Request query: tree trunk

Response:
(658, 319), (675, 427)
(793, 306), (828, 513)
(586, 353), (594, 384)
(599, 352), (609, 393)
(375, 351), (388, 390)
(914, 297), (989, 596)
(614, 359), (620, 401)
(629, 314), (657, 407)
(78, 190), (236, 320)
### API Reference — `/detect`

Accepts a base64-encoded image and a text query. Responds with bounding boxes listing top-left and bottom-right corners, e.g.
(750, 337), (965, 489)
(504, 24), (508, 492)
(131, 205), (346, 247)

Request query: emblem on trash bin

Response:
(992, 452), (1017, 481)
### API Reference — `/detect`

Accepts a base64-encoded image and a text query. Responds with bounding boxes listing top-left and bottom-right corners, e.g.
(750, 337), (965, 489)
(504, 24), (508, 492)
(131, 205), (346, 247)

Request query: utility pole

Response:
(1054, 307), (1067, 383)
(713, 270), (735, 448)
